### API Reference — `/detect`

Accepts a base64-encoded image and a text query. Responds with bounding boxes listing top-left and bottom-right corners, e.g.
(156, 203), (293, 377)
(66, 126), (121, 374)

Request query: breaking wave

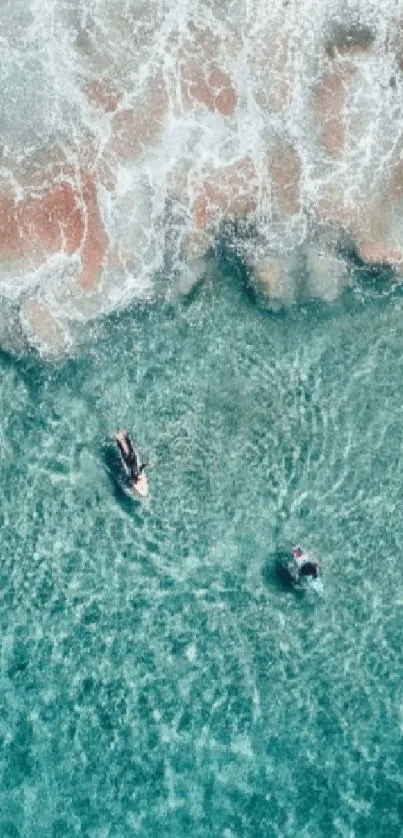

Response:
(1, 0), (403, 352)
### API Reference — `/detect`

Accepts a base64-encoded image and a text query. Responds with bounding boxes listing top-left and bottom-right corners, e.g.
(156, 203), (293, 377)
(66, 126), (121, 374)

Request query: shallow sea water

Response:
(1, 261), (403, 837)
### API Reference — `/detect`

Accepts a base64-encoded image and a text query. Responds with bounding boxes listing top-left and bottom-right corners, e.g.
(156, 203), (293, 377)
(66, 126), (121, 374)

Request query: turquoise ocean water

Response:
(1, 260), (403, 836)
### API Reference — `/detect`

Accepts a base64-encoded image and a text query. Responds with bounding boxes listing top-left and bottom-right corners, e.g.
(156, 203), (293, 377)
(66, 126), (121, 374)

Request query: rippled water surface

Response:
(1, 262), (403, 837)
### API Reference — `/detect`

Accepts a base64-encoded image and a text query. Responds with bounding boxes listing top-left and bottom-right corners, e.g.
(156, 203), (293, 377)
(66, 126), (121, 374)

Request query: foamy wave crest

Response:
(1, 0), (403, 352)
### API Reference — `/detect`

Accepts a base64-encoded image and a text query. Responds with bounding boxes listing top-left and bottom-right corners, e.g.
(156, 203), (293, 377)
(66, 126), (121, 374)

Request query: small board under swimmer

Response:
(113, 429), (149, 497)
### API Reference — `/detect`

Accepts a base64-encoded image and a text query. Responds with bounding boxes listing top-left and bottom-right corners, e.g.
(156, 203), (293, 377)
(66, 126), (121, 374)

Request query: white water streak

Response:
(0, 0), (402, 350)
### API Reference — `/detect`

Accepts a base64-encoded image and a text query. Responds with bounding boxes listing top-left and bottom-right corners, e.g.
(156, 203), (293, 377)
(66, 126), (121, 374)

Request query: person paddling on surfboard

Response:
(113, 429), (149, 497)
(292, 545), (320, 579)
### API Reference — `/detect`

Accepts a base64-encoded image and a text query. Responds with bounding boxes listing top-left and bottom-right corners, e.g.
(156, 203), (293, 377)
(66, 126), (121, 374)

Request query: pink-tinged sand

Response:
(0, 168), (108, 291)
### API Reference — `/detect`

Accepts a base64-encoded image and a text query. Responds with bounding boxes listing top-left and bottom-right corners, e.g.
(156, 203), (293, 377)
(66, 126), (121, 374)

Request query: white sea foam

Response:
(0, 0), (403, 351)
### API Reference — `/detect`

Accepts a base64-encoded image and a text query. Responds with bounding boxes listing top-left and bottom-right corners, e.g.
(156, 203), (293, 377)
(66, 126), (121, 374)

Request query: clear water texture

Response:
(1, 260), (403, 836)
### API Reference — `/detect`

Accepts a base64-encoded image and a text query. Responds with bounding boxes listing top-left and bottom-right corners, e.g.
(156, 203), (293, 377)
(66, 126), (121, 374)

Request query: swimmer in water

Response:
(113, 429), (149, 496)
(292, 545), (320, 579)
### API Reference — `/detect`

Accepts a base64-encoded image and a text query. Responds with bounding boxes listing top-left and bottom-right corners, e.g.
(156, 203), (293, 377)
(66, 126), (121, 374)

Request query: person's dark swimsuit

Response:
(299, 561), (319, 579)
(116, 432), (146, 482)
